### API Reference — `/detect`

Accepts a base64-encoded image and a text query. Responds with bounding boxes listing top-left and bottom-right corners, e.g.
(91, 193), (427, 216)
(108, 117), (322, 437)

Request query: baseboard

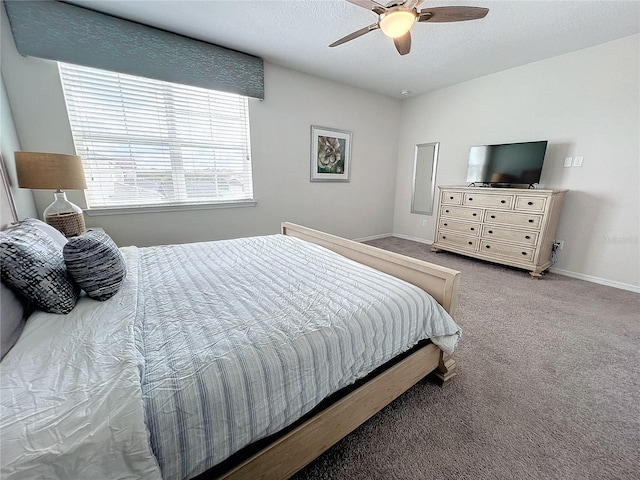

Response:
(391, 233), (433, 245)
(353, 232), (393, 243)
(355, 234), (639, 293)
(549, 267), (640, 293)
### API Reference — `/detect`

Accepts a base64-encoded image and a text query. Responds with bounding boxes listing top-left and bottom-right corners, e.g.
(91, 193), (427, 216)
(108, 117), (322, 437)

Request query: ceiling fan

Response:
(330, 0), (489, 56)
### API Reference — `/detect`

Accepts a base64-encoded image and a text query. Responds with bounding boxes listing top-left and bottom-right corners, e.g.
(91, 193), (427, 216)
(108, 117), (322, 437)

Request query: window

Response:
(59, 63), (253, 210)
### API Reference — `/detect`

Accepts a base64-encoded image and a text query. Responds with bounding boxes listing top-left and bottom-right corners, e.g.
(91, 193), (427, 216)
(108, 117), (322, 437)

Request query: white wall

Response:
(0, 74), (37, 220)
(1, 7), (401, 246)
(393, 35), (640, 289)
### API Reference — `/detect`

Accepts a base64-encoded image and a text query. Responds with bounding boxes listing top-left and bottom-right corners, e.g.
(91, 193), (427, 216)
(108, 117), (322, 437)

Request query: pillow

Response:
(1, 282), (27, 360)
(63, 230), (126, 301)
(22, 218), (68, 248)
(0, 222), (79, 314)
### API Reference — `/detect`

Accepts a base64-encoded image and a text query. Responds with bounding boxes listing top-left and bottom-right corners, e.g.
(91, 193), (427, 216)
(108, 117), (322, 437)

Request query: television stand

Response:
(431, 186), (568, 278)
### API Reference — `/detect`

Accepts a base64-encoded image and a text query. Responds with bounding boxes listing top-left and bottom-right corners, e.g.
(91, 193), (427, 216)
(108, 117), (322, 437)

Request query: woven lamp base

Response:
(46, 212), (86, 237)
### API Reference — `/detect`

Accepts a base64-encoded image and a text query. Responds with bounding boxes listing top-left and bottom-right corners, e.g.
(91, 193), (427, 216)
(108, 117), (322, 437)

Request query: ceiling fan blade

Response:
(418, 6), (489, 23)
(393, 31), (411, 56)
(346, 0), (387, 15)
(329, 23), (380, 47)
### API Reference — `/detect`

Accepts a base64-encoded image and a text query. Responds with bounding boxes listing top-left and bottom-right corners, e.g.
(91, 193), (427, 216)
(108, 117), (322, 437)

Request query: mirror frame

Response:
(411, 142), (439, 216)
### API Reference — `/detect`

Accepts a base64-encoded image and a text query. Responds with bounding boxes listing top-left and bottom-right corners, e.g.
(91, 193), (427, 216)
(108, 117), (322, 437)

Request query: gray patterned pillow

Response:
(63, 230), (126, 301)
(0, 222), (79, 314)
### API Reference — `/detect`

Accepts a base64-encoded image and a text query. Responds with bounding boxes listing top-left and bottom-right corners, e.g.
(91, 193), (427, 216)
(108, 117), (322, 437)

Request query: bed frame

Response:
(211, 223), (461, 480)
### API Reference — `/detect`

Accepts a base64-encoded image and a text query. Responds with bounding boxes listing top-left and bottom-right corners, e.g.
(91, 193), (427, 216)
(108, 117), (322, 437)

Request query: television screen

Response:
(466, 141), (548, 186)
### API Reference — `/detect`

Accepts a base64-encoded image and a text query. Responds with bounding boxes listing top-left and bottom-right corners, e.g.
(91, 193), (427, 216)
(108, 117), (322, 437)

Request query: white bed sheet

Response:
(0, 248), (162, 480)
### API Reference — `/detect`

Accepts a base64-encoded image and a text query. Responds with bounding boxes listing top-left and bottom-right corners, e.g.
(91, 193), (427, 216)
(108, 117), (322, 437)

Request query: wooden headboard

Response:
(1, 155), (19, 229)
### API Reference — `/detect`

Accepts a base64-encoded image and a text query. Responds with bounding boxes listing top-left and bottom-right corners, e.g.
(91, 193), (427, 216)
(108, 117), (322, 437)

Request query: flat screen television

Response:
(466, 140), (548, 187)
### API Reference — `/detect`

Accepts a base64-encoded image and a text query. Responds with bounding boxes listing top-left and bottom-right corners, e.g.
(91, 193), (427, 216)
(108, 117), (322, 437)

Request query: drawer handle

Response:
(490, 215), (496, 219)
(472, 213), (477, 217)
(449, 196), (454, 200)
(485, 245), (491, 249)
(525, 235), (531, 239)
(468, 241), (473, 245)
(521, 252), (528, 256)
(445, 209), (450, 213)
(528, 219), (534, 223)
(500, 200), (506, 204)
(468, 197), (473, 201)
(442, 236), (446, 239)
(488, 230), (493, 234)
(527, 201), (534, 206)
(444, 223), (448, 226)
(470, 227), (475, 231)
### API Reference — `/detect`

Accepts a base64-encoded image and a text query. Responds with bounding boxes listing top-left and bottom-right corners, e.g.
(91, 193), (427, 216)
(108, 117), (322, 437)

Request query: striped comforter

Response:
(134, 234), (461, 480)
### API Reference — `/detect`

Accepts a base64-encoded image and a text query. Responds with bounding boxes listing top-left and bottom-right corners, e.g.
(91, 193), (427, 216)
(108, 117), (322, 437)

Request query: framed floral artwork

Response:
(310, 126), (351, 182)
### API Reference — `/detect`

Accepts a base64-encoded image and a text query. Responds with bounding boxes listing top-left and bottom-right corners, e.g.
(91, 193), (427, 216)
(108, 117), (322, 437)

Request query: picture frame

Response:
(310, 125), (352, 182)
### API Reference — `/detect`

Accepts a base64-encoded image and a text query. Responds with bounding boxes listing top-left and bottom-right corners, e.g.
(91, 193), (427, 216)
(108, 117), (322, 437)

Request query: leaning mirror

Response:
(411, 142), (439, 215)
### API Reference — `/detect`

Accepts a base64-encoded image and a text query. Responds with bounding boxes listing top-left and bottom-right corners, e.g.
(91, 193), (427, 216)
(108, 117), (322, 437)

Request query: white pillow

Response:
(22, 218), (68, 247)
(0, 281), (26, 360)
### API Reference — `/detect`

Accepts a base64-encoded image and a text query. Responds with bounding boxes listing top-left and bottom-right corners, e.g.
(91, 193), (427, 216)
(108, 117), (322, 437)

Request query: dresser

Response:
(431, 186), (567, 278)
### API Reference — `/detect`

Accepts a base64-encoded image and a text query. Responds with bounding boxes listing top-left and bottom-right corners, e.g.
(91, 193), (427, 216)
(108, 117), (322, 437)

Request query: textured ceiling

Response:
(69, 0), (640, 98)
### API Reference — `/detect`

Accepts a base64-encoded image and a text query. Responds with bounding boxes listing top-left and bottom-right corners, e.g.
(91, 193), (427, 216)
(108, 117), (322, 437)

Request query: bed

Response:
(0, 215), (461, 480)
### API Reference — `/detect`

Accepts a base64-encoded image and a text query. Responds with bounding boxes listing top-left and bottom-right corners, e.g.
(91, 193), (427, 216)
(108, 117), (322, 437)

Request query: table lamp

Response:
(15, 151), (88, 237)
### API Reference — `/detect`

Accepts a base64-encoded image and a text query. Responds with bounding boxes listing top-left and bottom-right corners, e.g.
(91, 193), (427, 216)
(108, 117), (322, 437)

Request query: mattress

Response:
(0, 234), (461, 480)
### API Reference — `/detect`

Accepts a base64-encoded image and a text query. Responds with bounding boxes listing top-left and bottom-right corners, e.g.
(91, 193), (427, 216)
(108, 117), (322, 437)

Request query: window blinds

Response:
(59, 63), (254, 209)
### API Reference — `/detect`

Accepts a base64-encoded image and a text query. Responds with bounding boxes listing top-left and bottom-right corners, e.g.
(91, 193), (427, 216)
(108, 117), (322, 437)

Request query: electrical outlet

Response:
(573, 156), (584, 167)
(564, 157), (573, 168)
(554, 240), (564, 250)
(422, 220), (427, 227)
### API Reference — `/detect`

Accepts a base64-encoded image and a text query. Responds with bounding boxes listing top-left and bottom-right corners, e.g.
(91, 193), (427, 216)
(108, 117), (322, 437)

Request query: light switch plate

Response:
(573, 156), (584, 167)
(564, 157), (573, 167)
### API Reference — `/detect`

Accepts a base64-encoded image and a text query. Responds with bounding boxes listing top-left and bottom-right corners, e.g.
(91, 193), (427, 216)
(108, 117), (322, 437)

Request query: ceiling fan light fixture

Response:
(379, 9), (416, 38)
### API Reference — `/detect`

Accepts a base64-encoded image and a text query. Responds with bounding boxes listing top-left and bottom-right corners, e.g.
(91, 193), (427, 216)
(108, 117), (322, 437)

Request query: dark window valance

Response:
(4, 0), (264, 99)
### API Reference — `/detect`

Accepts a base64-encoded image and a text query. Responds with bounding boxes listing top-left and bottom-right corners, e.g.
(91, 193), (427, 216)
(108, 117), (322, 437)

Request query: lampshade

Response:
(15, 151), (87, 237)
(15, 152), (87, 190)
(379, 10), (416, 38)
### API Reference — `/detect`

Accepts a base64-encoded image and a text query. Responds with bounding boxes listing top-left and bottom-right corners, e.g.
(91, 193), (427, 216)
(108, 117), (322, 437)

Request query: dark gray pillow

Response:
(1, 281), (27, 360)
(0, 222), (79, 314)
(63, 230), (126, 301)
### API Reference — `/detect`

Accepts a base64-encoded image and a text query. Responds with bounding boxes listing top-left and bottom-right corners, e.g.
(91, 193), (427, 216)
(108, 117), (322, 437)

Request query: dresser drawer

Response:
(439, 218), (480, 235)
(481, 225), (538, 245)
(440, 205), (483, 221)
(437, 232), (478, 251)
(484, 210), (542, 228)
(515, 195), (546, 212)
(440, 190), (463, 205)
(463, 193), (514, 209)
(480, 240), (535, 263)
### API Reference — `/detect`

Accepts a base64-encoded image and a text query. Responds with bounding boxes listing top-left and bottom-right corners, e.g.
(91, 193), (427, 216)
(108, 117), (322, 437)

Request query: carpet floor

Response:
(293, 237), (639, 480)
